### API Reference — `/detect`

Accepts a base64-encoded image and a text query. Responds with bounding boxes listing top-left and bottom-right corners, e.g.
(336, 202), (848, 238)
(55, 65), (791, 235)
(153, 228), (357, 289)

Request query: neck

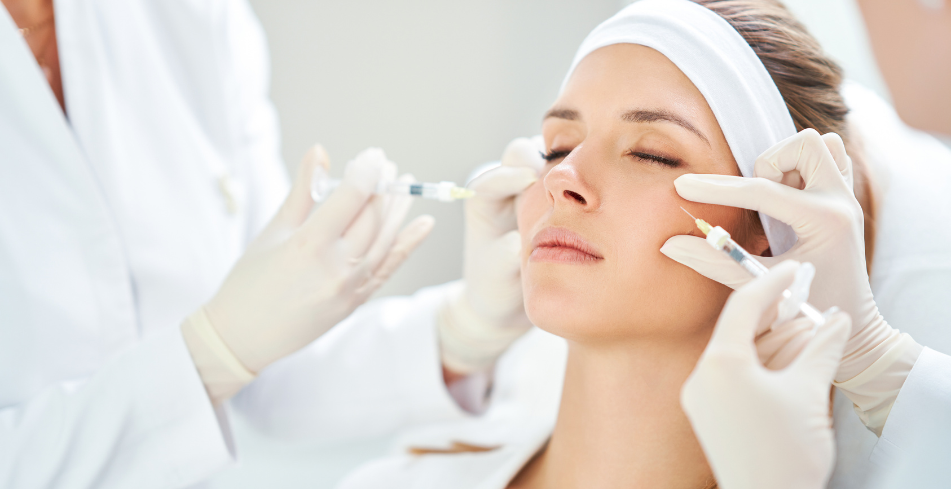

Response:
(523, 334), (715, 489)
(2, 0), (52, 27)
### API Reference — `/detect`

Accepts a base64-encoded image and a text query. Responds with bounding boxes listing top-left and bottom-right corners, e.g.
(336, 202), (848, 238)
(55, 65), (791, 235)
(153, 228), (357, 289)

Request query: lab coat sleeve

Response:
(0, 328), (234, 489)
(225, 0), (290, 240)
(230, 283), (466, 442)
(871, 347), (951, 467)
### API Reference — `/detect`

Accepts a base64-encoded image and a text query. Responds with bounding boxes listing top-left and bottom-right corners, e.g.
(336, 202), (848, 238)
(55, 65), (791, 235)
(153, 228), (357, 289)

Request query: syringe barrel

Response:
(720, 238), (770, 277)
(312, 177), (458, 202)
(799, 302), (826, 327)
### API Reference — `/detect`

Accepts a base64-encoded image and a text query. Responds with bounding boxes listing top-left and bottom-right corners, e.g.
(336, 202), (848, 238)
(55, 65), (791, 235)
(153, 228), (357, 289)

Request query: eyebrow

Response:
(543, 108), (580, 121)
(621, 109), (710, 146)
(544, 106), (711, 147)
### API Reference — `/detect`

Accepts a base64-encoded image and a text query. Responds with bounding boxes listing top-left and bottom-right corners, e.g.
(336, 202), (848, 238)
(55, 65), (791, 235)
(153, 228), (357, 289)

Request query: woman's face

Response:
(518, 44), (761, 344)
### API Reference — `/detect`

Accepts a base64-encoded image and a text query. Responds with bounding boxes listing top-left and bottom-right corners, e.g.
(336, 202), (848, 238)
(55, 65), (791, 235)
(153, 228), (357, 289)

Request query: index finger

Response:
(707, 260), (801, 357)
(300, 148), (386, 246)
(468, 165), (539, 200)
(754, 129), (852, 195)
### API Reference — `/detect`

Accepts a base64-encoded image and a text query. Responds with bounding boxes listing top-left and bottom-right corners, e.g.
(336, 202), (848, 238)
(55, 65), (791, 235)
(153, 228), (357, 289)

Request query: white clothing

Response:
(0, 0), (286, 486)
(335, 328), (566, 489)
(829, 83), (951, 489)
(0, 2), (510, 487)
(229, 284), (474, 444)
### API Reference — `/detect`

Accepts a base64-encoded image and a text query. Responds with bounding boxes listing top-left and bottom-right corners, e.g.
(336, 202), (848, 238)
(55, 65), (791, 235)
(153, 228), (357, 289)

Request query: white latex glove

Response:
(437, 137), (545, 374)
(682, 260), (851, 489)
(660, 129), (923, 417)
(204, 146), (435, 373)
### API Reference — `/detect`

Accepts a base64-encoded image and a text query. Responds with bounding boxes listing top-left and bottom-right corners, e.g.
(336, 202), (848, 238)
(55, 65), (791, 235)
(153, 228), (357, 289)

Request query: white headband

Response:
(562, 0), (798, 254)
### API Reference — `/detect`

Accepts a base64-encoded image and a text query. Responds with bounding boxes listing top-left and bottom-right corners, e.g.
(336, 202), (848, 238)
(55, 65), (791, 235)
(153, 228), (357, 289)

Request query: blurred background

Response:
(248, 0), (889, 299)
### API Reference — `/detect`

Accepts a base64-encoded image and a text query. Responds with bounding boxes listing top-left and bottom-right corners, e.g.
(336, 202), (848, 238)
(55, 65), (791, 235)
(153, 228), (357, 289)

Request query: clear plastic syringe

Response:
(312, 176), (475, 203)
(680, 207), (828, 327)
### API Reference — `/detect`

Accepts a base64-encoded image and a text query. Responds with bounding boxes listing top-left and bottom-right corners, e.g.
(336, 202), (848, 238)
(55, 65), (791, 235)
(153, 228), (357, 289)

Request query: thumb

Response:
(660, 235), (753, 289)
(707, 260), (801, 357)
(275, 144), (330, 228)
(789, 310), (851, 383)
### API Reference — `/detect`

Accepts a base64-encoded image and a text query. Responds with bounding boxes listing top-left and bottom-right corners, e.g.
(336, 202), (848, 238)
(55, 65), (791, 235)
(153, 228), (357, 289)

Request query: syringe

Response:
(680, 207), (829, 327)
(311, 176), (475, 203)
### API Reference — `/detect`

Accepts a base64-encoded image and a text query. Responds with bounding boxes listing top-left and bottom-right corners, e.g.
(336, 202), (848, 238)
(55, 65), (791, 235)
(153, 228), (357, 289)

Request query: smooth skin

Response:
(509, 44), (768, 489)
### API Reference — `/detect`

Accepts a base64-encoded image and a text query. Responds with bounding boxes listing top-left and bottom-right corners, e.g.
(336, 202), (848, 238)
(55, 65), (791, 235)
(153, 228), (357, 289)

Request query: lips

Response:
(530, 227), (604, 263)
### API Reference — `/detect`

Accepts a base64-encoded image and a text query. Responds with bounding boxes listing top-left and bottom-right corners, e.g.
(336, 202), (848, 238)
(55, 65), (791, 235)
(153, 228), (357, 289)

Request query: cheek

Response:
(516, 180), (549, 252)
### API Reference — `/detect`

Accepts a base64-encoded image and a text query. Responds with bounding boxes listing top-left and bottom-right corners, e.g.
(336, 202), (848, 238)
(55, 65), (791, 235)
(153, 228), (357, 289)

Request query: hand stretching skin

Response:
(682, 260), (851, 489)
(662, 129), (923, 434)
(437, 136), (545, 375)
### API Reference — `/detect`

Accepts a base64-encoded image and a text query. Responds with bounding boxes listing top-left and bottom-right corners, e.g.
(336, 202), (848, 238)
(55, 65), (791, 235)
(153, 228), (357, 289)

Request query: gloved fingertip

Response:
(672, 173), (735, 199)
(400, 215), (436, 247)
(501, 137), (546, 172)
(529, 134), (545, 150)
(343, 147), (388, 196)
(501, 229), (522, 253)
(302, 144), (331, 171)
(659, 235), (705, 260)
(469, 166), (539, 196)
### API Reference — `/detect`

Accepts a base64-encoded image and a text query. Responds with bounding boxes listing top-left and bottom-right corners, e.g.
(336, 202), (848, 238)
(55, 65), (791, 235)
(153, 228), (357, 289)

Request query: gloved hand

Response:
(204, 146), (435, 374)
(662, 129), (922, 434)
(437, 136), (545, 374)
(681, 260), (851, 489)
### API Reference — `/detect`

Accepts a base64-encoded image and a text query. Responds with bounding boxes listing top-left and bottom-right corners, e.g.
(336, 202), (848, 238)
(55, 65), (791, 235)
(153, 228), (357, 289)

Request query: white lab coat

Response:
(0, 2), (471, 487)
(334, 327), (567, 489)
(829, 84), (951, 488)
(0, 0), (352, 487)
(0, 2), (487, 487)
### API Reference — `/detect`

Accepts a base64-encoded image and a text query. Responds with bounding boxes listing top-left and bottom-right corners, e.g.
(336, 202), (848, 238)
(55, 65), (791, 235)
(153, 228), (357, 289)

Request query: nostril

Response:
(564, 190), (587, 205)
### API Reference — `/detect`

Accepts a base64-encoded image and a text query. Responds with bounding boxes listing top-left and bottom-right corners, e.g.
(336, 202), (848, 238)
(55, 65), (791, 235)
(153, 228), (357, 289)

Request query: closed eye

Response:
(541, 149), (572, 162)
(629, 151), (681, 168)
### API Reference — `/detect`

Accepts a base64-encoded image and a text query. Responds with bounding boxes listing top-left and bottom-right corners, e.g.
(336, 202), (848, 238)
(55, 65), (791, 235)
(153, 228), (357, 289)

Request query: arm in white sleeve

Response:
(869, 347), (951, 470)
(833, 333), (924, 436)
(230, 283), (468, 442)
(0, 328), (233, 489)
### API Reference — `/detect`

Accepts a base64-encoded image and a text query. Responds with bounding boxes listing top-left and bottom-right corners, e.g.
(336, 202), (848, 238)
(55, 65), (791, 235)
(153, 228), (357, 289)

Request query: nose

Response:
(543, 148), (600, 211)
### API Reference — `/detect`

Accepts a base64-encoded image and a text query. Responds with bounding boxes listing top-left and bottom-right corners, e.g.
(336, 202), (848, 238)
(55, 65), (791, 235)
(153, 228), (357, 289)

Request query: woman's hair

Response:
(695, 0), (877, 270)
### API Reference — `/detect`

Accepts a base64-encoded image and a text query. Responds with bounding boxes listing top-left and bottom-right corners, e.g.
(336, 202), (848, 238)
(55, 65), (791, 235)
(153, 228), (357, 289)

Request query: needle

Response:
(680, 206), (698, 221)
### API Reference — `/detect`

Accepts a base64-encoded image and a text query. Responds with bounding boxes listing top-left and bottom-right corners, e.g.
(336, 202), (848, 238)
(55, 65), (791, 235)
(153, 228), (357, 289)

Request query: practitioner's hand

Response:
(204, 147), (434, 373)
(437, 136), (545, 374)
(682, 261), (851, 489)
(661, 129), (904, 383)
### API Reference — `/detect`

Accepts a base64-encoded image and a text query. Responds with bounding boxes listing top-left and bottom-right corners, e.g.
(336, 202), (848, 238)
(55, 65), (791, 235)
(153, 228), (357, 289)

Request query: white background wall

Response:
(247, 0), (888, 298)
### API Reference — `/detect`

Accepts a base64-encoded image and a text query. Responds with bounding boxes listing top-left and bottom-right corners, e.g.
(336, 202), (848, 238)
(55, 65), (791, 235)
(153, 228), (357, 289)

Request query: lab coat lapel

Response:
(0, 4), (83, 167)
(0, 7), (138, 366)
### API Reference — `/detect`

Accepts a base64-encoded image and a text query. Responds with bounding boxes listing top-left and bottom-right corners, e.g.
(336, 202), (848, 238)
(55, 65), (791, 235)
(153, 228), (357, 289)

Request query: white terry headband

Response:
(562, 0), (798, 255)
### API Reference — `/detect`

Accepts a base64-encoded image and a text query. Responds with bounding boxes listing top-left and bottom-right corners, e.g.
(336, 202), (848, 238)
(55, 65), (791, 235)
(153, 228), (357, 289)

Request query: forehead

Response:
(557, 44), (725, 142)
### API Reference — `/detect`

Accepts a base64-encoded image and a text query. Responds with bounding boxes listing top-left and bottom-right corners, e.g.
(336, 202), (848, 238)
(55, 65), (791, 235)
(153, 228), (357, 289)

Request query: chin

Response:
(523, 275), (613, 341)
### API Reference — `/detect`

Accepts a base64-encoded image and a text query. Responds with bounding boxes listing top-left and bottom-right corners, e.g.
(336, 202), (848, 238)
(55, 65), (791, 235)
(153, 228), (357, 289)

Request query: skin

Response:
(857, 0), (951, 135)
(509, 44), (768, 488)
(2, 0), (64, 112)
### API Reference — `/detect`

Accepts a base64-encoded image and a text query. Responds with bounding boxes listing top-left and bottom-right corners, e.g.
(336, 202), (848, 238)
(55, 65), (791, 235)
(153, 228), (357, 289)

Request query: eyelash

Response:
(541, 149), (570, 162)
(628, 151), (681, 168)
(540, 149), (681, 168)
